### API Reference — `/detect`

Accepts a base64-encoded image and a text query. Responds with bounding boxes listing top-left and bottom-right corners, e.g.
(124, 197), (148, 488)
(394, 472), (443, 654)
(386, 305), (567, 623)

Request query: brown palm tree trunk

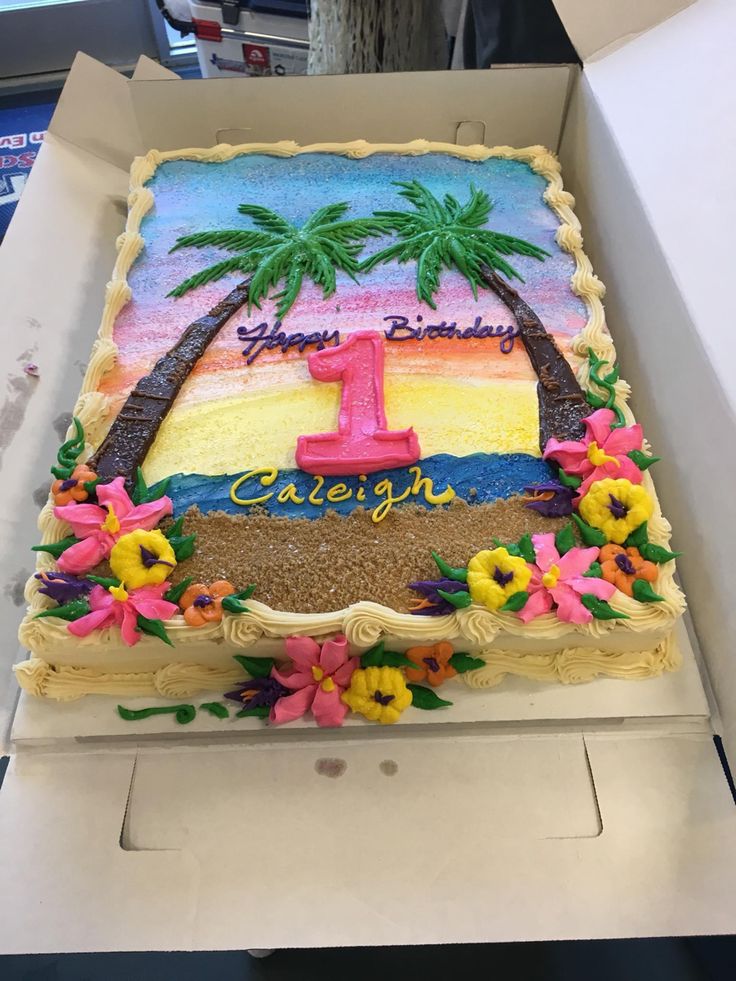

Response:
(89, 279), (251, 488)
(480, 264), (588, 449)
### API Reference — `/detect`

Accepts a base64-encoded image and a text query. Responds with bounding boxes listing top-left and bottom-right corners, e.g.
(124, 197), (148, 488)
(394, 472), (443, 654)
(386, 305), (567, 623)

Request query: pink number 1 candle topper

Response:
(296, 330), (421, 476)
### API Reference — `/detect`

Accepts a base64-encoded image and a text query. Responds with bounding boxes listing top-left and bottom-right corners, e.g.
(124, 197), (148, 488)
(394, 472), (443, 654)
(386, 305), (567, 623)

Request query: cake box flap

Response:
(47, 51), (146, 168)
(127, 65), (573, 152)
(551, 0), (696, 61)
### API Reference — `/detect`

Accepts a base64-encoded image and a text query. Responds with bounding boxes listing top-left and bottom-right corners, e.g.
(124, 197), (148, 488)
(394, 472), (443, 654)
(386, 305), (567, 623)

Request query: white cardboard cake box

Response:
(2, 0), (736, 951)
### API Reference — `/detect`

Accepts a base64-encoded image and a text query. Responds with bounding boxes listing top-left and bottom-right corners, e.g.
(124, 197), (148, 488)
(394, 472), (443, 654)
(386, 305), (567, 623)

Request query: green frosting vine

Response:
(584, 348), (626, 427)
(117, 704), (196, 724)
(50, 416), (86, 480)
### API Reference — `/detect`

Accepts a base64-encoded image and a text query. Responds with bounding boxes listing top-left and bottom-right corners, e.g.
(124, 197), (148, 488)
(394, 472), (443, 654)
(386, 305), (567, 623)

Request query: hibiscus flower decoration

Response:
(599, 544), (657, 597)
(341, 666), (413, 725)
(578, 478), (654, 544)
(53, 477), (173, 575)
(179, 580), (236, 626)
(269, 635), (359, 727)
(67, 582), (178, 647)
(543, 408), (644, 498)
(405, 642), (456, 687)
(467, 547), (531, 611)
(518, 533), (616, 624)
(51, 463), (97, 506)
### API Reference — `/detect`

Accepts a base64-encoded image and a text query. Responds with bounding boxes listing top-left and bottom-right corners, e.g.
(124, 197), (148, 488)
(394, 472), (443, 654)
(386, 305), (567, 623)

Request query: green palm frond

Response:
(360, 179), (549, 305)
(169, 198), (388, 317)
(301, 202), (351, 231)
(169, 229), (275, 254)
(236, 204), (295, 235)
(167, 256), (254, 298)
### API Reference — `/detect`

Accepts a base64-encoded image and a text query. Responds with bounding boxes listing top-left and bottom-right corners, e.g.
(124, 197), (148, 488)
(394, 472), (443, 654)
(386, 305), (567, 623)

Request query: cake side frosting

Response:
(15, 141), (686, 707)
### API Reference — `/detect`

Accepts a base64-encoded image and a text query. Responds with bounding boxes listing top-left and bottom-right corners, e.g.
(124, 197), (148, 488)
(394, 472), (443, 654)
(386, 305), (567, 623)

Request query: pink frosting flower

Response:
(67, 582), (179, 646)
(519, 533), (616, 625)
(270, 635), (359, 727)
(543, 408), (644, 498)
(54, 477), (173, 575)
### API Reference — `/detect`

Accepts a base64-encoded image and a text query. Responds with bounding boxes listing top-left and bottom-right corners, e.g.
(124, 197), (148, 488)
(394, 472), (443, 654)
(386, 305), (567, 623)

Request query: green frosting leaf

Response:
(572, 513), (608, 547)
(585, 391), (607, 410)
(164, 576), (193, 605)
(83, 478), (101, 496)
(555, 523), (576, 556)
(169, 533), (196, 562)
(580, 594), (629, 620)
(32, 535), (81, 558)
(221, 583), (257, 614)
(583, 560), (603, 579)
(35, 598), (90, 621)
(557, 469), (582, 489)
(131, 467), (149, 506)
(449, 652), (486, 673)
(132, 468), (171, 505)
(407, 684), (453, 710)
(437, 588), (473, 609)
(136, 614), (174, 646)
(236, 705), (270, 719)
(362, 642), (420, 670)
(383, 650), (423, 670)
(201, 701), (229, 719)
(624, 521), (649, 548)
(431, 550), (467, 583)
(233, 653), (273, 678)
(165, 516), (185, 539)
(117, 704), (196, 724)
(517, 532), (535, 564)
(360, 641), (385, 667)
(639, 542), (682, 564)
(627, 449), (661, 471)
(86, 574), (120, 589)
(632, 579), (665, 603)
(501, 590), (529, 612)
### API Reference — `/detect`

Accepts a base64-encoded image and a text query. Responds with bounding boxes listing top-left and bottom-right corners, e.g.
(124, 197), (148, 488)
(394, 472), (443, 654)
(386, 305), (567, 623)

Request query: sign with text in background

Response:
(0, 102), (54, 241)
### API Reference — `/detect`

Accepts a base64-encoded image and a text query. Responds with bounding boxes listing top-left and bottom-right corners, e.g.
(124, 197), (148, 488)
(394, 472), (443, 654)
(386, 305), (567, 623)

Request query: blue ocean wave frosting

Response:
(166, 453), (556, 520)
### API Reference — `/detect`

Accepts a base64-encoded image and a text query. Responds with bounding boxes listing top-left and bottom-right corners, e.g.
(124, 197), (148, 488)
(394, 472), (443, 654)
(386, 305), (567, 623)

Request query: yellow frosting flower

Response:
(341, 666), (412, 725)
(109, 528), (176, 589)
(578, 477), (654, 544)
(466, 547), (532, 611)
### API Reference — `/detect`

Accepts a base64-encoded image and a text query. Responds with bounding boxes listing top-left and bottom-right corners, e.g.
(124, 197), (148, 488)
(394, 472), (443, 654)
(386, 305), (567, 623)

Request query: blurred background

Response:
(0, 0), (577, 238)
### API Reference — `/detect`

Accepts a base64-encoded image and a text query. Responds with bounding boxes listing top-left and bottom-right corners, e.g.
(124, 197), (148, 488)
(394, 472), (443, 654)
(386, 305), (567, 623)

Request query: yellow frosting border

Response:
(17, 141), (685, 697)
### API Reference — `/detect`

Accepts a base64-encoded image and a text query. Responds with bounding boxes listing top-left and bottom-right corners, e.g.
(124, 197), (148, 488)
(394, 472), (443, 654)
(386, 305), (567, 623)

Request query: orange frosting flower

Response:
(599, 544), (657, 597)
(179, 580), (235, 626)
(405, 642), (456, 687)
(51, 464), (97, 506)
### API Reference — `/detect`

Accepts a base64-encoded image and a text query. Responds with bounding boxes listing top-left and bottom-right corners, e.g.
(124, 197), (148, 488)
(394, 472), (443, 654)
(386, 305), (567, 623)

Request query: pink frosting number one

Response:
(296, 330), (421, 476)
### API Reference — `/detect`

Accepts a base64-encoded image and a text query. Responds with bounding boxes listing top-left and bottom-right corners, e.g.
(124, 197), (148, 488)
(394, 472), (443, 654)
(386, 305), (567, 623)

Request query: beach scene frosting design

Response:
(99, 152), (587, 518)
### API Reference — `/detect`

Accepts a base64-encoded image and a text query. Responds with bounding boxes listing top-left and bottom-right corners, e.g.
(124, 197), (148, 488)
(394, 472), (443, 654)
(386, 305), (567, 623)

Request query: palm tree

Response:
(90, 202), (385, 487)
(360, 181), (589, 448)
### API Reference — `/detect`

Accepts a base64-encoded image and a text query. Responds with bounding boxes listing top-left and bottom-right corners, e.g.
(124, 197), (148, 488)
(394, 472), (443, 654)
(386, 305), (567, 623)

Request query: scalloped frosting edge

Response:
(19, 140), (685, 684)
(13, 633), (679, 702)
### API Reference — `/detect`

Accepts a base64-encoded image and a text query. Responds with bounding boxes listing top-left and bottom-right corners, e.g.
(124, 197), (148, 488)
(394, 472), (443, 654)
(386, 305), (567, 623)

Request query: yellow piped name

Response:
(229, 465), (455, 523)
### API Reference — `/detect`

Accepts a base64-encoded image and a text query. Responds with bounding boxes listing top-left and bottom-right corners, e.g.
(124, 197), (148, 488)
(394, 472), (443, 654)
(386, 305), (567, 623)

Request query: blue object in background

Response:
(0, 101), (55, 241)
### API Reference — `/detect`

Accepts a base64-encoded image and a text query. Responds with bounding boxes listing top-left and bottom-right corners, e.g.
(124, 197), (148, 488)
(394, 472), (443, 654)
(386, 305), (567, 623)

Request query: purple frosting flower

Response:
(35, 571), (92, 605)
(523, 480), (575, 517)
(408, 577), (469, 616)
(224, 676), (290, 710)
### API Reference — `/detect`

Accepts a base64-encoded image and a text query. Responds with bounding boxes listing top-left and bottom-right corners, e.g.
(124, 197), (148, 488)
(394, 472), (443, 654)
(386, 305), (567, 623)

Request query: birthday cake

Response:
(15, 141), (685, 726)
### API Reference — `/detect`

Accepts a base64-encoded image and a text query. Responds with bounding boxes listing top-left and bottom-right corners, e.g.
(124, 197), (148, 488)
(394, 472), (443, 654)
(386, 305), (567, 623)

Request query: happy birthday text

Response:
(237, 315), (519, 365)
